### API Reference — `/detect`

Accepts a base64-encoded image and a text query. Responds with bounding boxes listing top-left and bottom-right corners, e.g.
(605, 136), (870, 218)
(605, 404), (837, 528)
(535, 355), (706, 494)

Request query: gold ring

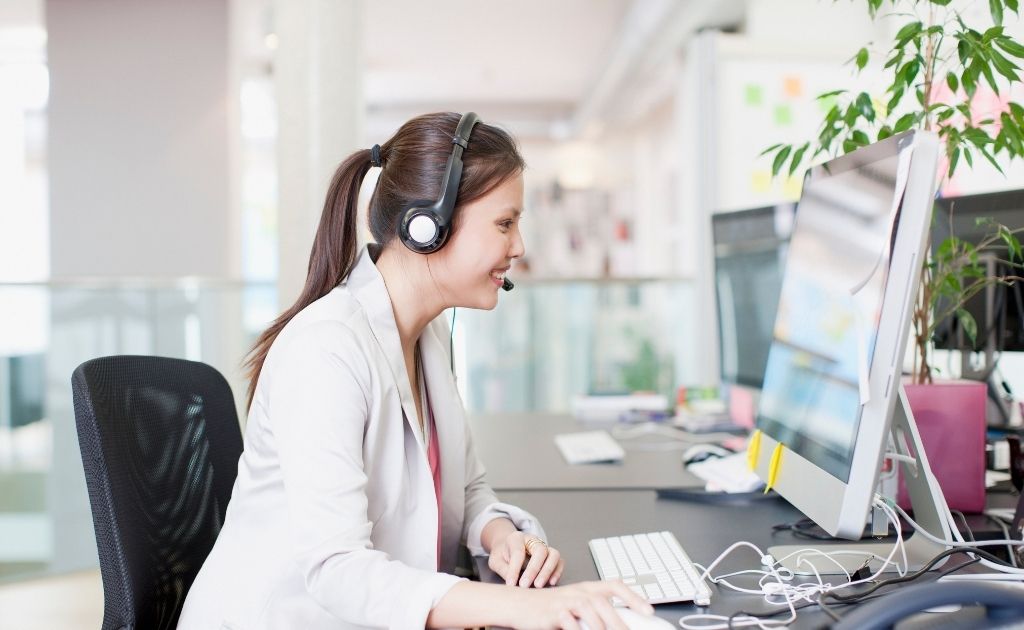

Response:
(525, 537), (547, 554)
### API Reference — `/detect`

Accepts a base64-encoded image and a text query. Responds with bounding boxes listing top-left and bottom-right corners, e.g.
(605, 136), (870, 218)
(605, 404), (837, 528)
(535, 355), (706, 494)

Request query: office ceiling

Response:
(361, 0), (747, 141)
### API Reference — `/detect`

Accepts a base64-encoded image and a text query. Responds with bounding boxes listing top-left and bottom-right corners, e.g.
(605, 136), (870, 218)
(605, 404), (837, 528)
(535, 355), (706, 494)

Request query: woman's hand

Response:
(514, 580), (655, 630)
(489, 531), (564, 587)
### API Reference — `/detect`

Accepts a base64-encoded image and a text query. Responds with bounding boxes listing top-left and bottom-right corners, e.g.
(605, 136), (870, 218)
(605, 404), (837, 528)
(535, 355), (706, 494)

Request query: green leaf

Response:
(999, 225), (1023, 260)
(996, 37), (1024, 59)
(991, 0), (1005, 26)
(899, 59), (922, 87)
(788, 143), (810, 176)
(878, 125), (894, 140)
(894, 112), (918, 132)
(989, 48), (1021, 83)
(852, 129), (870, 146)
(930, 0), (953, 5)
(816, 89), (847, 100)
(956, 308), (978, 345)
(759, 143), (784, 157)
(843, 139), (860, 153)
(772, 145), (792, 177)
(1009, 102), (1024, 124)
(946, 71), (959, 92)
(964, 148), (974, 168)
(962, 67), (977, 97)
(1007, 0), (1019, 12)
(843, 103), (860, 126)
(887, 87), (905, 113)
(978, 146), (1006, 173)
(984, 26), (1006, 42)
(950, 146), (961, 174)
(895, 21), (923, 45)
(977, 58), (1001, 93)
(856, 47), (869, 70)
(855, 92), (875, 122)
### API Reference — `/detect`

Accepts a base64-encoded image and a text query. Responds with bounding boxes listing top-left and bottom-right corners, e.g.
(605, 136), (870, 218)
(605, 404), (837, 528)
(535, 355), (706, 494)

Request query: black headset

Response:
(396, 111), (513, 291)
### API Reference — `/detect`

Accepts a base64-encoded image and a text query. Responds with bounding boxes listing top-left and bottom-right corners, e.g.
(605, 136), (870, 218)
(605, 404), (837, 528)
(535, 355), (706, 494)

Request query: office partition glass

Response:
(0, 276), (691, 583)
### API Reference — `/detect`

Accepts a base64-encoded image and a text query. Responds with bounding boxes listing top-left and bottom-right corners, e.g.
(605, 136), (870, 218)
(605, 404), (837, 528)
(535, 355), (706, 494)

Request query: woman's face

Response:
(430, 173), (525, 310)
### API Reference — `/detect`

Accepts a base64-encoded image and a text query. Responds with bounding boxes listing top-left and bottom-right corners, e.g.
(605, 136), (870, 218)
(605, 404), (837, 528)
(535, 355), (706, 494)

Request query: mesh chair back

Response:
(72, 355), (243, 630)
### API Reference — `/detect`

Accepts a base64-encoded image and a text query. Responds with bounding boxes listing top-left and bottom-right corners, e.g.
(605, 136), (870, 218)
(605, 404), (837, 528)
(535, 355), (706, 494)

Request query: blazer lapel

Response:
(346, 246), (424, 449)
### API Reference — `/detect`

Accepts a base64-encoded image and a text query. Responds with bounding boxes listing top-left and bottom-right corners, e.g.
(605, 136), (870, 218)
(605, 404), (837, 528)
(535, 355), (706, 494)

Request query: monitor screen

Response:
(713, 205), (795, 389)
(932, 190), (1024, 352)
(757, 147), (906, 484)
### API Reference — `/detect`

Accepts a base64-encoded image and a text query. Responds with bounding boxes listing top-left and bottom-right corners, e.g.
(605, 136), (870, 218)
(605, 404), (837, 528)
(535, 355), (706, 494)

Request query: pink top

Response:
(424, 383), (442, 568)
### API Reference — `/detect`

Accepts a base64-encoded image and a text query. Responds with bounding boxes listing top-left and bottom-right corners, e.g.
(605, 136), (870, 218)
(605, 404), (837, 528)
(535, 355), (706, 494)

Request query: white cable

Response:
(679, 541), (798, 629)
(889, 500), (1024, 575)
(883, 452), (918, 467)
(677, 497), (909, 629)
(983, 511), (1018, 567)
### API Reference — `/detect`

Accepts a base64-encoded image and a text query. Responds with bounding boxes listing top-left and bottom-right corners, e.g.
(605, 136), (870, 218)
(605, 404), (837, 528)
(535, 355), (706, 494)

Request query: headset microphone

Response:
(502, 277), (514, 292)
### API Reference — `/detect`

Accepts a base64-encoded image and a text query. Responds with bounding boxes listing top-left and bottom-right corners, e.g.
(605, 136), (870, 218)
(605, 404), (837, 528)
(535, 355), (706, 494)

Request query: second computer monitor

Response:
(712, 204), (796, 390)
(751, 130), (941, 540)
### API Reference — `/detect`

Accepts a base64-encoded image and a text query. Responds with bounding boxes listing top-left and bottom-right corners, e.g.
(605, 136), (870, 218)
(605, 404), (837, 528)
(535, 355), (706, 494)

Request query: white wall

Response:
(46, 0), (236, 279)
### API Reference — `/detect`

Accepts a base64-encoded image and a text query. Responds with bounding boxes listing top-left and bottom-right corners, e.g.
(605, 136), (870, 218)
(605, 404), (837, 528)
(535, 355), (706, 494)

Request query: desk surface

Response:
(482, 489), (1000, 629)
(469, 414), (706, 491)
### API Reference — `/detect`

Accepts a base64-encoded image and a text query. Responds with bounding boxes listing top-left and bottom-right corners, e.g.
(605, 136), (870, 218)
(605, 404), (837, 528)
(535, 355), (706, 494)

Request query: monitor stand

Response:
(768, 385), (952, 575)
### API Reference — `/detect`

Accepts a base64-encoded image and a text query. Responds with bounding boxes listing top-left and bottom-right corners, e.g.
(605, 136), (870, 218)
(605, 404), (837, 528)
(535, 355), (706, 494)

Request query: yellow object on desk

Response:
(764, 443), (784, 494)
(746, 429), (762, 472)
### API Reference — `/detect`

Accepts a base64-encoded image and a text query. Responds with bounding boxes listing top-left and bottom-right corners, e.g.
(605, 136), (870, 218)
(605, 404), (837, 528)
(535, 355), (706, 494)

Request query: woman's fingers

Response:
(504, 534), (527, 586)
(519, 546), (548, 587)
(606, 580), (653, 615)
(572, 601), (604, 630)
(593, 596), (630, 630)
(533, 547), (562, 587)
(550, 559), (565, 586)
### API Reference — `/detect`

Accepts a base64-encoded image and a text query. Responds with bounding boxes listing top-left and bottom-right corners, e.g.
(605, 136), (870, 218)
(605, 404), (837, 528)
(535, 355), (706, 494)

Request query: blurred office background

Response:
(2, 0), (1024, 622)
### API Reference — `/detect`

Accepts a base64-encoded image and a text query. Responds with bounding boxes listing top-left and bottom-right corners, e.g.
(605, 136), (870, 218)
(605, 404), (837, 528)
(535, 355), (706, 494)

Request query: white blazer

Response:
(179, 246), (544, 630)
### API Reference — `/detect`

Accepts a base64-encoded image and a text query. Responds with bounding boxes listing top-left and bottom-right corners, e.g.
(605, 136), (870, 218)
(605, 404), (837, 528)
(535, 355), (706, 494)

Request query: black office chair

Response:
(72, 355), (243, 630)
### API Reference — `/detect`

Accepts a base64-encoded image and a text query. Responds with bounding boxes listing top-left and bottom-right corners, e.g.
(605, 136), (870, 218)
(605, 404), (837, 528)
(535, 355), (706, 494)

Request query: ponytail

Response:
(243, 149), (373, 410)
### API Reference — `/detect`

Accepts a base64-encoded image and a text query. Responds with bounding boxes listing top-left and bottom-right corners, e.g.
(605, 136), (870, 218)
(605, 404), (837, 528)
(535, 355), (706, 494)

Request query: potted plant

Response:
(762, 0), (1024, 512)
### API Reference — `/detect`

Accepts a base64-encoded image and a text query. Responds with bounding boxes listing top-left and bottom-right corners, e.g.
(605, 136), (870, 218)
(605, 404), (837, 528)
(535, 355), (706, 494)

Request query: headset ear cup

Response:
(399, 203), (448, 253)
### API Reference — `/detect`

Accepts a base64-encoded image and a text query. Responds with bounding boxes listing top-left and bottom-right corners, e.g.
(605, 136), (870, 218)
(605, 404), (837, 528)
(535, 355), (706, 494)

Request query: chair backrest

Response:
(72, 355), (243, 630)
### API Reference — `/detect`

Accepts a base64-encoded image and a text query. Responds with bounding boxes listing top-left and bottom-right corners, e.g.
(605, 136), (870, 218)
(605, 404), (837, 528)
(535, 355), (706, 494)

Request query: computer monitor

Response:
(931, 189), (1024, 353)
(751, 130), (952, 573)
(712, 204), (795, 389)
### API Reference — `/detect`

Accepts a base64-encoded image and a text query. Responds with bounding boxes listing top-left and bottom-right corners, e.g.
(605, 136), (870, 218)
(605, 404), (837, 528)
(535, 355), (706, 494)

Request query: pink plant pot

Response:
(897, 380), (987, 513)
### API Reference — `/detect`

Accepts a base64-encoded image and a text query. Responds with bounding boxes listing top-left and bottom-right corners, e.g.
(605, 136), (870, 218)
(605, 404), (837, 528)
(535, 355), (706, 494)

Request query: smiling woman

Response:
(177, 112), (655, 630)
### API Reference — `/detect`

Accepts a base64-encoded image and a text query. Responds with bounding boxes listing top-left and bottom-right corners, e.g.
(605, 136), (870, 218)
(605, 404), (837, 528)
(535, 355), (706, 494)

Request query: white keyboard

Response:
(589, 531), (712, 607)
(554, 430), (625, 464)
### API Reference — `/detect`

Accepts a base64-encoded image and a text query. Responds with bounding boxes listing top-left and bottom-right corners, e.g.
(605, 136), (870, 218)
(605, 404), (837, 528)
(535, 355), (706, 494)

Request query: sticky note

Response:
(783, 76), (803, 98)
(752, 170), (771, 193)
(774, 105), (793, 126)
(747, 429), (763, 471)
(783, 176), (802, 199)
(765, 443), (784, 494)
(744, 84), (763, 106)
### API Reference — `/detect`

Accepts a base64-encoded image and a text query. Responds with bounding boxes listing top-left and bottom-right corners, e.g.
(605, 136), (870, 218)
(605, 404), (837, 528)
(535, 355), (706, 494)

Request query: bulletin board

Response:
(715, 55), (886, 212)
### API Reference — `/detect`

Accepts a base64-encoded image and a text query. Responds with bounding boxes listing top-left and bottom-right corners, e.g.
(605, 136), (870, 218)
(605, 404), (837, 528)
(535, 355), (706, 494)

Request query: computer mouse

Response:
(682, 443), (732, 466)
(579, 607), (674, 630)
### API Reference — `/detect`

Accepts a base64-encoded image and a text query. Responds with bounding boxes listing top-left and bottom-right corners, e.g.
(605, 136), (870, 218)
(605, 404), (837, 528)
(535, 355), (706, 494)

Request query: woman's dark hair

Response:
(243, 112), (525, 409)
